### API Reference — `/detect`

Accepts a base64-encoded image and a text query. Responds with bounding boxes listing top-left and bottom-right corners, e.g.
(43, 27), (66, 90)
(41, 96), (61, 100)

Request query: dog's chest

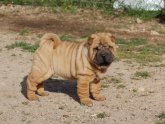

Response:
(91, 71), (104, 83)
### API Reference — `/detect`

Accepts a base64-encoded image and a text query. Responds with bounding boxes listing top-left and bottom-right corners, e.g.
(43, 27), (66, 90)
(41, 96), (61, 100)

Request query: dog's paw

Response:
(94, 95), (106, 101)
(81, 98), (93, 107)
(37, 91), (49, 96)
(27, 95), (39, 101)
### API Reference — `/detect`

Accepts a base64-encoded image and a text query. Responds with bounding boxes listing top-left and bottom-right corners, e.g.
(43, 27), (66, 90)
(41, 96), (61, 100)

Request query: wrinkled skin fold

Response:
(26, 32), (116, 107)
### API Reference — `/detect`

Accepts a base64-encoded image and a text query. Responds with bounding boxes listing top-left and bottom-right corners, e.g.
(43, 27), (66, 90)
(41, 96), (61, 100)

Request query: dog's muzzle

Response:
(94, 49), (114, 67)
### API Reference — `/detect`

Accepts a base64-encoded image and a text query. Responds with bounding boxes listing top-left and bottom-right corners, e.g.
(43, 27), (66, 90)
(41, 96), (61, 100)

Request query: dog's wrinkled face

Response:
(87, 33), (116, 72)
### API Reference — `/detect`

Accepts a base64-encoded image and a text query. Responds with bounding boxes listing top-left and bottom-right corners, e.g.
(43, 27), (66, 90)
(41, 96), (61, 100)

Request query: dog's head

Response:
(86, 33), (116, 72)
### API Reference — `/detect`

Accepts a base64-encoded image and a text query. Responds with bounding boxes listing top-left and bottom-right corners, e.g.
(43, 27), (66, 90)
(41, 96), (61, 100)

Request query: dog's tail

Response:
(40, 33), (61, 49)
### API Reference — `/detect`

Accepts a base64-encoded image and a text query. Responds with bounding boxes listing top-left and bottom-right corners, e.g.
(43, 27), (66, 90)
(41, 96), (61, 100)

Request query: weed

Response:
(101, 83), (109, 88)
(97, 112), (108, 118)
(132, 89), (137, 92)
(1, 0), (164, 20)
(157, 112), (165, 119)
(22, 111), (30, 116)
(22, 101), (29, 105)
(149, 64), (165, 67)
(19, 28), (30, 36)
(151, 24), (165, 35)
(156, 112), (165, 124)
(60, 34), (79, 43)
(156, 122), (165, 124)
(123, 8), (161, 20)
(158, 30), (165, 35)
(116, 38), (165, 63)
(59, 106), (64, 110)
(101, 76), (122, 89)
(37, 33), (43, 38)
(0, 112), (3, 115)
(80, 33), (89, 38)
(134, 71), (150, 79)
(111, 77), (122, 84)
(117, 84), (126, 89)
(6, 41), (39, 52)
(11, 53), (16, 56)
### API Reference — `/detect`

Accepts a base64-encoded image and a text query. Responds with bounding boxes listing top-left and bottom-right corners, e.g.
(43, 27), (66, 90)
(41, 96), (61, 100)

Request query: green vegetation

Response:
(116, 38), (165, 63)
(157, 112), (165, 119)
(134, 71), (150, 79)
(0, 0), (164, 20)
(149, 64), (165, 67)
(22, 101), (29, 105)
(111, 77), (122, 84)
(58, 106), (65, 110)
(97, 112), (108, 118)
(19, 28), (30, 36)
(123, 8), (161, 20)
(5, 36), (165, 64)
(101, 76), (122, 89)
(156, 112), (165, 124)
(156, 122), (165, 124)
(60, 34), (79, 42)
(116, 84), (126, 89)
(6, 41), (38, 52)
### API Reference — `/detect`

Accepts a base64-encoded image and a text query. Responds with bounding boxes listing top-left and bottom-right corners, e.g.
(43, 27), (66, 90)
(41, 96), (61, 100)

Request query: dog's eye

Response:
(94, 47), (99, 50)
(108, 46), (113, 49)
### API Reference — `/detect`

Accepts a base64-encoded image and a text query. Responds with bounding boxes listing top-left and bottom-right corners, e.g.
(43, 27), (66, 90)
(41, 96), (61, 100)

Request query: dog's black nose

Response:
(101, 51), (106, 57)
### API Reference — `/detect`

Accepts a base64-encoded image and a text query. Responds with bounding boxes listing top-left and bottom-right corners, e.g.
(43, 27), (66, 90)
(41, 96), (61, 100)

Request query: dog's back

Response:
(38, 33), (88, 79)
(52, 41), (80, 79)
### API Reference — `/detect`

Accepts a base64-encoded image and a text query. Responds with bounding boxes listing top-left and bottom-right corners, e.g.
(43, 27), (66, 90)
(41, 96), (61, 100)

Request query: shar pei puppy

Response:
(26, 32), (116, 106)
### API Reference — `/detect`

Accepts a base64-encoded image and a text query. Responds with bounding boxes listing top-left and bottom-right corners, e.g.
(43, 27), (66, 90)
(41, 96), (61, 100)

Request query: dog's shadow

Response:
(21, 76), (79, 102)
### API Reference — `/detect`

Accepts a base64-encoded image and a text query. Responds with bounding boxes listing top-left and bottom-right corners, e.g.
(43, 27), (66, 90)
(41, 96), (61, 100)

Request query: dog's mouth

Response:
(93, 49), (114, 71)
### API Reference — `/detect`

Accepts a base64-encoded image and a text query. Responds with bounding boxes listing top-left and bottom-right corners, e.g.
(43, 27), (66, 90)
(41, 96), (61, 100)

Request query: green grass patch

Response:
(116, 38), (165, 63)
(19, 28), (30, 36)
(6, 41), (38, 52)
(111, 77), (122, 84)
(1, 0), (79, 13)
(101, 76), (122, 89)
(157, 112), (165, 119)
(123, 8), (161, 20)
(1, 0), (164, 20)
(60, 34), (79, 43)
(134, 71), (150, 79)
(156, 122), (165, 124)
(156, 112), (165, 124)
(97, 112), (108, 118)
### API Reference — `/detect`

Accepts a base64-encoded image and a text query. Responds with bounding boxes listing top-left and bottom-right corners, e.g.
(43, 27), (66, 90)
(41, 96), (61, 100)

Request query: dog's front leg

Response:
(77, 76), (93, 107)
(90, 77), (106, 101)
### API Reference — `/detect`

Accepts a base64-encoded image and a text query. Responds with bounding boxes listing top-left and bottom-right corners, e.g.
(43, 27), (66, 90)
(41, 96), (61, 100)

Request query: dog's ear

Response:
(107, 33), (116, 43)
(111, 35), (116, 43)
(87, 34), (97, 45)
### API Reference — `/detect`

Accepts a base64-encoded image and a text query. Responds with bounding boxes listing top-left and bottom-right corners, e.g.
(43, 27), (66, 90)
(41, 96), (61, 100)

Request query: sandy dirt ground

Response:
(0, 5), (165, 124)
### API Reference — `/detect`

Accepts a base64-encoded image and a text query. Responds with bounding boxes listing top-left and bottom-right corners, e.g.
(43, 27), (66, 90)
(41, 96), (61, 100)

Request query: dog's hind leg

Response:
(26, 67), (52, 101)
(37, 83), (49, 96)
(36, 70), (52, 96)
